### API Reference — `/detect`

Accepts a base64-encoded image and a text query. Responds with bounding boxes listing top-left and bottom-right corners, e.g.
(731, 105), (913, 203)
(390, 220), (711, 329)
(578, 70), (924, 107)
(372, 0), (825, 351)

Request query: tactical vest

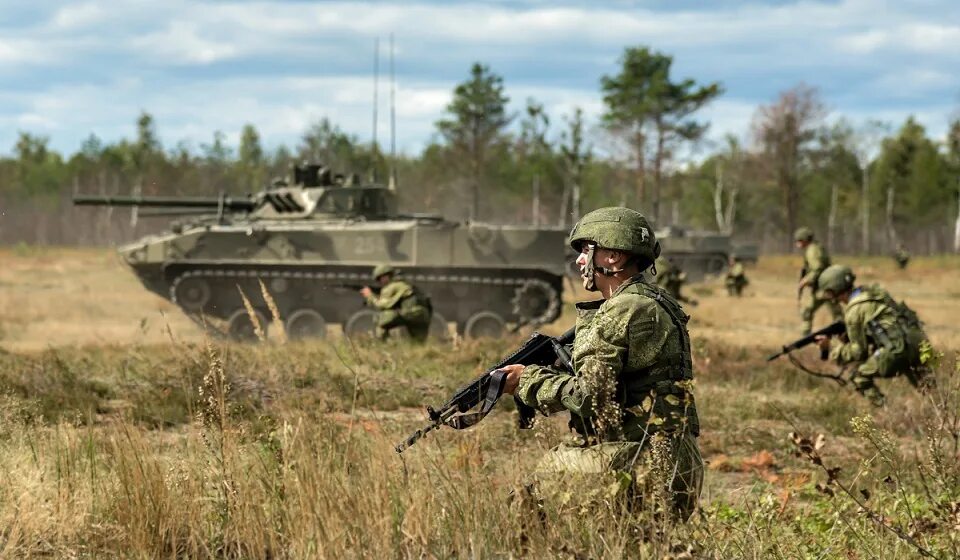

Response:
(848, 286), (923, 352)
(572, 277), (699, 440)
(398, 282), (432, 317)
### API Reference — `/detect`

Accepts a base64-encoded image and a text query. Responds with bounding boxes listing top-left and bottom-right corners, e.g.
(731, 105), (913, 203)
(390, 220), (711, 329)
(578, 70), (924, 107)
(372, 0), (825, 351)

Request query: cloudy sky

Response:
(1, 0), (958, 158)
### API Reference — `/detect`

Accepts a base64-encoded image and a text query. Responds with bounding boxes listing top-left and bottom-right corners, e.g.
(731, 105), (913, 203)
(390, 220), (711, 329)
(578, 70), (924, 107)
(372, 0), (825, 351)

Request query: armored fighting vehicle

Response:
(655, 225), (756, 282)
(74, 164), (565, 340)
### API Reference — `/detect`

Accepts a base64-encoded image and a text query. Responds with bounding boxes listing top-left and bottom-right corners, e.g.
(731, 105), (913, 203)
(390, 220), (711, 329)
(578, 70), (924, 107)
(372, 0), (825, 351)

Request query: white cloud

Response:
(0, 38), (53, 64)
(50, 3), (107, 30)
(1, 0), (959, 157)
(132, 21), (240, 64)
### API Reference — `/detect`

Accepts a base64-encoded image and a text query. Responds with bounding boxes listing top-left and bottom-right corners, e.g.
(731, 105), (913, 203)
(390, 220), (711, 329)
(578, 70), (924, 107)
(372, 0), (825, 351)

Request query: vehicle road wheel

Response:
(174, 276), (212, 312)
(344, 310), (378, 340)
(511, 279), (560, 326)
(463, 311), (506, 339)
(227, 308), (267, 342)
(285, 309), (327, 340)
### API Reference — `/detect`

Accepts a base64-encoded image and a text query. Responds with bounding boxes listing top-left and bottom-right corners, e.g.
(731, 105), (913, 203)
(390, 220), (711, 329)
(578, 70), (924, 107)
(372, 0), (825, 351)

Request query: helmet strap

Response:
(582, 244), (636, 291)
(581, 244), (599, 292)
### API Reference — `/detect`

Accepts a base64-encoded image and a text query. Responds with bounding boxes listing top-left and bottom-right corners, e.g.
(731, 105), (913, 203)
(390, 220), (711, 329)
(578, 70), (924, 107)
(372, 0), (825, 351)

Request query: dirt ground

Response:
(2, 246), (957, 353)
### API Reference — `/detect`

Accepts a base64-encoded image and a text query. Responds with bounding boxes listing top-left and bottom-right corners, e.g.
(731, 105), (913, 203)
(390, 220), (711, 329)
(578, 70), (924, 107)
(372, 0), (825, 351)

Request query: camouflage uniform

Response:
(365, 267), (432, 342)
(725, 261), (748, 297)
(517, 208), (702, 520)
(797, 233), (842, 335)
(828, 284), (930, 407)
(655, 257), (697, 306)
(893, 246), (910, 270)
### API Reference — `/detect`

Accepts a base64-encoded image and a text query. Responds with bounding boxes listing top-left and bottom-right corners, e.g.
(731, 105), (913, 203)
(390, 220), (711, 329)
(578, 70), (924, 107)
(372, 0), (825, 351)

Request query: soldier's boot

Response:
(905, 367), (936, 393)
(860, 387), (886, 407)
(406, 322), (431, 344)
(851, 371), (886, 407)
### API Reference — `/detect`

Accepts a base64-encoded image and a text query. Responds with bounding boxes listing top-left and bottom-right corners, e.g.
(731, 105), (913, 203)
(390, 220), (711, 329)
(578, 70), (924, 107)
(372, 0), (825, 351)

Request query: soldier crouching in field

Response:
(814, 264), (933, 407)
(497, 207), (702, 521)
(360, 264), (433, 342)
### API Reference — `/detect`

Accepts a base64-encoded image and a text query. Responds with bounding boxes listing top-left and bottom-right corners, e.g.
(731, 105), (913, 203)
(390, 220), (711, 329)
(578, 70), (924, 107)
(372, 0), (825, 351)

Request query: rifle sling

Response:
(445, 369), (508, 430)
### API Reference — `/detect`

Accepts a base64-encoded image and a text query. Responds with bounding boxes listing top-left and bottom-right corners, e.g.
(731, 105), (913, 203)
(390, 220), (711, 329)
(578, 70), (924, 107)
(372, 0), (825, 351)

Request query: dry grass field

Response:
(0, 247), (958, 558)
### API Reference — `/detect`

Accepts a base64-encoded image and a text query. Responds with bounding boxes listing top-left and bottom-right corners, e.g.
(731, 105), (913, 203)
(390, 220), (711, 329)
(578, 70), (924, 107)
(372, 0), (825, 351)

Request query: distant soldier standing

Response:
(814, 265), (932, 407)
(724, 255), (749, 297)
(655, 256), (699, 307)
(795, 227), (842, 335)
(498, 207), (702, 520)
(360, 264), (433, 342)
(893, 244), (910, 270)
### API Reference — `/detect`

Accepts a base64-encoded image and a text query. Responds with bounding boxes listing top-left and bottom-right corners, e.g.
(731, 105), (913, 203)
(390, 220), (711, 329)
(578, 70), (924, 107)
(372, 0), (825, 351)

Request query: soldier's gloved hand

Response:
(360, 286), (373, 298)
(495, 364), (525, 395)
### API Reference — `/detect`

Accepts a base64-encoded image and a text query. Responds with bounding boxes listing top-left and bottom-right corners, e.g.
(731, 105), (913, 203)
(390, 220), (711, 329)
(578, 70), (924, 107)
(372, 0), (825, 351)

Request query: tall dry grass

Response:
(0, 249), (958, 557)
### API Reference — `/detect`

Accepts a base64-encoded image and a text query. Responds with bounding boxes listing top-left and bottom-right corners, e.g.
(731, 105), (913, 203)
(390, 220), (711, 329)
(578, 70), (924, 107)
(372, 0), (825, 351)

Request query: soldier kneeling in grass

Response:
(360, 264), (433, 343)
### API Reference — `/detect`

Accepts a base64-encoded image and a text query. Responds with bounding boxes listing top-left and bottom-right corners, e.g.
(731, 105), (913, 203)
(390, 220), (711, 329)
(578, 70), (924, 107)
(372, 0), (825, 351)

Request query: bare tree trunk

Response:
(954, 184), (960, 253)
(130, 176), (142, 229)
(652, 121), (665, 222)
(713, 166), (725, 231)
(860, 164), (870, 254)
(827, 183), (839, 252)
(558, 178), (570, 227)
(572, 179), (581, 225)
(634, 131), (646, 209)
(532, 174), (540, 226)
(724, 184), (738, 235)
(885, 183), (897, 252)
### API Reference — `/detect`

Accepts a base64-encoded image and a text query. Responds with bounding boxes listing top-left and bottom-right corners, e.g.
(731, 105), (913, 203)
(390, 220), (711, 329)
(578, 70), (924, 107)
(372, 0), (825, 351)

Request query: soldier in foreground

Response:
(655, 256), (698, 307)
(724, 255), (749, 297)
(497, 207), (702, 520)
(795, 227), (842, 335)
(359, 264), (433, 342)
(814, 264), (932, 407)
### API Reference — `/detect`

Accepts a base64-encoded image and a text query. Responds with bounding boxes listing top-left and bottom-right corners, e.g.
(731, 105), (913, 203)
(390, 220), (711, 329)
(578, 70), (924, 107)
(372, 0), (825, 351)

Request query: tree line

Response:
(2, 46), (959, 254)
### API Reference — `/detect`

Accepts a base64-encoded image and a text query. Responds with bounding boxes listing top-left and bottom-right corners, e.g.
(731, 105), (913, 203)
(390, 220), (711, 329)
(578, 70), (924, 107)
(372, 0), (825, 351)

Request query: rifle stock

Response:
(395, 326), (575, 453)
(767, 320), (845, 362)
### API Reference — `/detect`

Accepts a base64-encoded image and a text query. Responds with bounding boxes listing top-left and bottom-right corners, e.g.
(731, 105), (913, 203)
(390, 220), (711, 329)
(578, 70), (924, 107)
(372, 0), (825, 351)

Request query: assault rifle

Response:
(395, 326), (575, 453)
(767, 320), (846, 362)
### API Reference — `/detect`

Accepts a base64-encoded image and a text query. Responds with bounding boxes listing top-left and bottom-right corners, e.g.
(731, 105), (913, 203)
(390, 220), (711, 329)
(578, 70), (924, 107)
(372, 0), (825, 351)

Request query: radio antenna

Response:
(371, 37), (380, 183)
(389, 33), (397, 190)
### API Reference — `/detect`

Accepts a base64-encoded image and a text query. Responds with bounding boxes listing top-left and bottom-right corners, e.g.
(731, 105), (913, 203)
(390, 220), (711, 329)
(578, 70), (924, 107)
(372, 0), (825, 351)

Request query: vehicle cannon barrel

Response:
(72, 194), (257, 212)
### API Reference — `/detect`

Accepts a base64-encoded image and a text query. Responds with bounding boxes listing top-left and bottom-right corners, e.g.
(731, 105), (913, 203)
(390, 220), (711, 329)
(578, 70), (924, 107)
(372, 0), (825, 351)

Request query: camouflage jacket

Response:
(830, 285), (925, 364)
(801, 242), (831, 287)
(726, 263), (746, 282)
(516, 274), (699, 442)
(365, 280), (431, 314)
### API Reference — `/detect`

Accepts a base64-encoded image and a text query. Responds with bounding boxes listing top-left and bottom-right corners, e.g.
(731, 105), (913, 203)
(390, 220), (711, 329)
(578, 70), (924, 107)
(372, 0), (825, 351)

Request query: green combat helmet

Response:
(568, 207), (661, 291)
(371, 264), (396, 281)
(817, 264), (856, 298)
(794, 227), (814, 243)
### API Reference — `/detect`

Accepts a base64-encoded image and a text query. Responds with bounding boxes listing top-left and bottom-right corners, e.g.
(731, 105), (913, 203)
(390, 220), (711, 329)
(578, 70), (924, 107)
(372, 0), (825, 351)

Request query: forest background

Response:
(3, 46), (959, 255)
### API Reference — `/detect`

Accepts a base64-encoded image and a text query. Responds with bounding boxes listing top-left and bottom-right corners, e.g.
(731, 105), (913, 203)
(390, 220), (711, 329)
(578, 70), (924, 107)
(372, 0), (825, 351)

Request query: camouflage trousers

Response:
(376, 308), (431, 342)
(725, 279), (746, 297)
(851, 336), (932, 407)
(801, 293), (843, 335)
(525, 432), (703, 522)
